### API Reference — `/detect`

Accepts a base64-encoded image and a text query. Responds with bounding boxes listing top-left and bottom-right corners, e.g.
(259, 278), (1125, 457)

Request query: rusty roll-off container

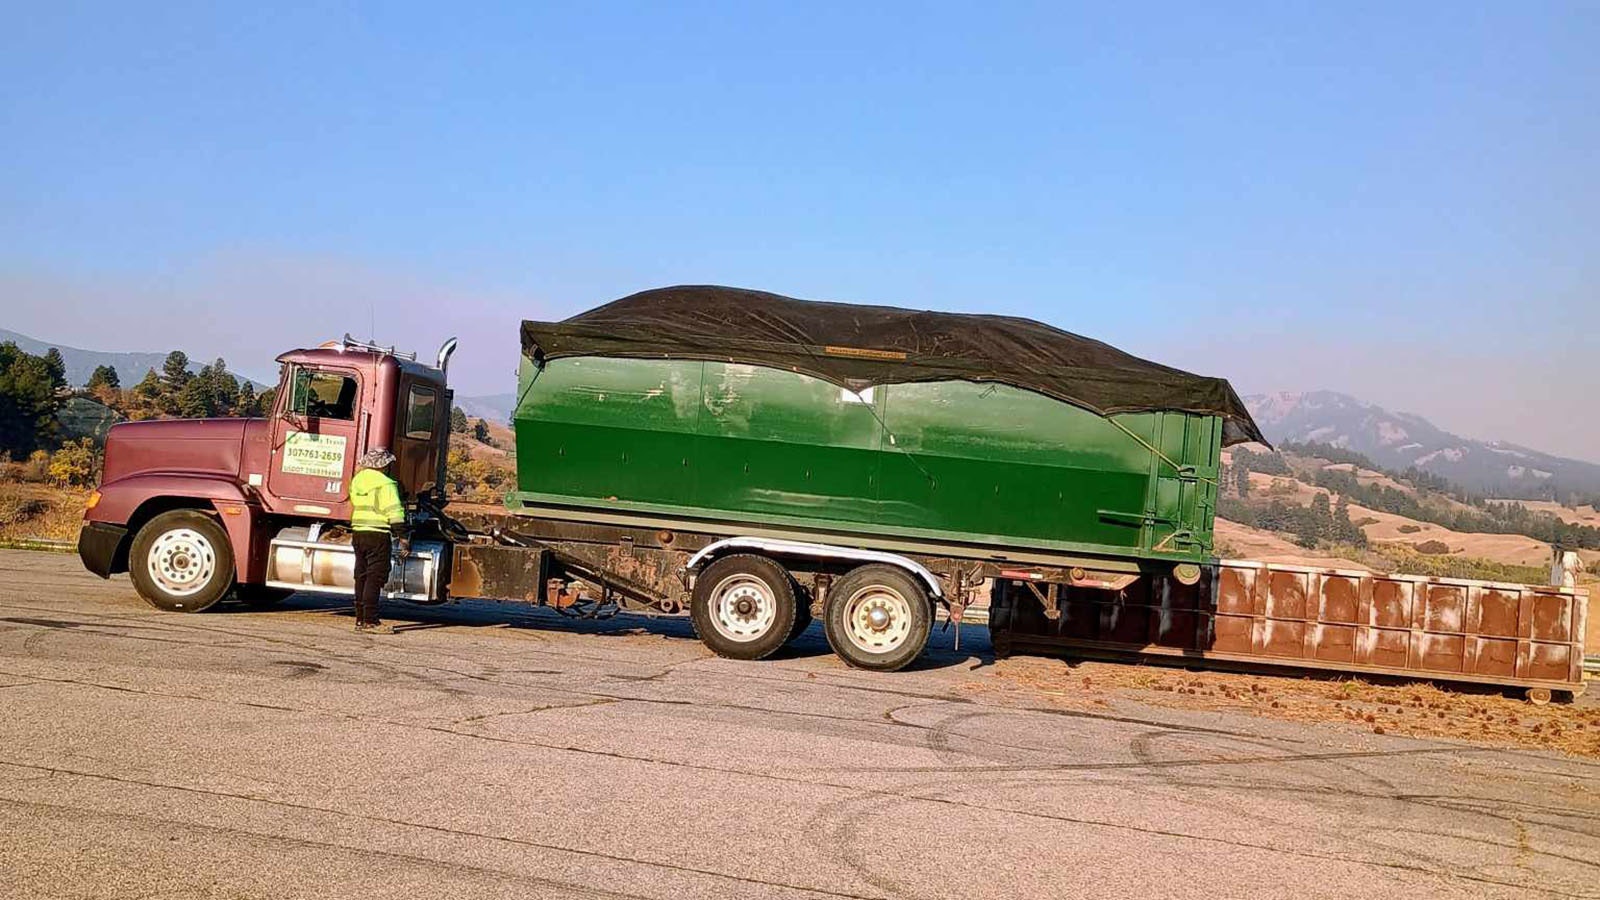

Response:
(991, 560), (1589, 696)
(507, 287), (1261, 569)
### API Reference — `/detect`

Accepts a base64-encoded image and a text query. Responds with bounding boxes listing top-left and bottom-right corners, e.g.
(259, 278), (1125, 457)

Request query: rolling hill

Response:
(0, 328), (272, 390)
(1215, 445), (1597, 580)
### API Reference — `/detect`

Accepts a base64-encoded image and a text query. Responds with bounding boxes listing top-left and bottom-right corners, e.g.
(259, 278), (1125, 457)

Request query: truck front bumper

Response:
(77, 522), (128, 579)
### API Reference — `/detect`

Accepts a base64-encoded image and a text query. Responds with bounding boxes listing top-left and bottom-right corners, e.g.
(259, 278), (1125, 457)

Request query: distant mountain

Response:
(455, 392), (516, 424)
(1245, 390), (1600, 500)
(0, 328), (272, 390)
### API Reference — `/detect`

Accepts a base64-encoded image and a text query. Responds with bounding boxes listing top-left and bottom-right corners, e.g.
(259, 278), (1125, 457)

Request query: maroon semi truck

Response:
(77, 336), (460, 613)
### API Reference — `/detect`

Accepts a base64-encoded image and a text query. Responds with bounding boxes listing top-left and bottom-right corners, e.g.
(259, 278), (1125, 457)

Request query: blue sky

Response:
(2, 3), (1596, 457)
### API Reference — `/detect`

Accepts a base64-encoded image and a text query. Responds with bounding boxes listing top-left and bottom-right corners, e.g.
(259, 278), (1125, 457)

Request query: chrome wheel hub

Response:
(148, 528), (218, 597)
(844, 586), (912, 653)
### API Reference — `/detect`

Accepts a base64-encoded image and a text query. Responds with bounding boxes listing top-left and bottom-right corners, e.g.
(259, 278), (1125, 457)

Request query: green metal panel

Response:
(695, 363), (884, 522)
(876, 381), (1157, 552)
(512, 357), (1224, 564)
(513, 357), (705, 508)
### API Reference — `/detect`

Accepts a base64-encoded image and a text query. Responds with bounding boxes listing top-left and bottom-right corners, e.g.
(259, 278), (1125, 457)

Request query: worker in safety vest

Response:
(349, 448), (407, 634)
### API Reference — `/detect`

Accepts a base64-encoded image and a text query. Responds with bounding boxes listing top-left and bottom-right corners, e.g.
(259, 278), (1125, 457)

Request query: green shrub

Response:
(47, 439), (99, 488)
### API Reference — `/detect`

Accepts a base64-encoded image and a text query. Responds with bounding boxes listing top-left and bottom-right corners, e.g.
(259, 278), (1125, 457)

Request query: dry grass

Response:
(0, 482), (88, 543)
(968, 655), (1600, 758)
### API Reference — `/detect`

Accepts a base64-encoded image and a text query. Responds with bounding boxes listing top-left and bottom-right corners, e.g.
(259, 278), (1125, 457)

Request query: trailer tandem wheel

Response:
(689, 554), (800, 661)
(824, 564), (934, 672)
(786, 585), (815, 645)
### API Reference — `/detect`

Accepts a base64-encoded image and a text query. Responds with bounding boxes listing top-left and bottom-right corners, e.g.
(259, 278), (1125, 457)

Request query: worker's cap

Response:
(358, 448), (396, 469)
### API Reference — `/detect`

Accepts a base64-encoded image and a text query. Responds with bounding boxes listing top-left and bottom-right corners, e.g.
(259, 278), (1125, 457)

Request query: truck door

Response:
(268, 365), (364, 516)
(392, 377), (443, 497)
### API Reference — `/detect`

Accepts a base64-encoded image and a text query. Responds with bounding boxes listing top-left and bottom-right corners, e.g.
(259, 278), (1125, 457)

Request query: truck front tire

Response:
(128, 510), (235, 613)
(823, 564), (932, 672)
(690, 554), (799, 661)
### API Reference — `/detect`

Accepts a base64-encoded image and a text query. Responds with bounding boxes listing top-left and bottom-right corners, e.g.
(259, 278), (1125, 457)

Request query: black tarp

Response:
(521, 285), (1265, 446)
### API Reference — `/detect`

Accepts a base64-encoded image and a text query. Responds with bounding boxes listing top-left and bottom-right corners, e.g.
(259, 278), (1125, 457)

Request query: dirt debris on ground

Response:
(964, 655), (1600, 757)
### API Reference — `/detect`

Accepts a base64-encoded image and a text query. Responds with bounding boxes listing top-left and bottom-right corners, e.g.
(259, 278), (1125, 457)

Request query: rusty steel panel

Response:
(450, 543), (550, 603)
(991, 560), (1588, 694)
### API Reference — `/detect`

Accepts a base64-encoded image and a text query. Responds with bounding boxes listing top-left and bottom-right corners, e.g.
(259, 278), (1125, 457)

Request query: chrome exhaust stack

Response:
(434, 337), (459, 501)
(436, 337), (459, 375)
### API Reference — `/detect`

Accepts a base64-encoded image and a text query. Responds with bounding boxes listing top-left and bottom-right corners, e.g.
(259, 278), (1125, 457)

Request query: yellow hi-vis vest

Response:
(350, 468), (405, 533)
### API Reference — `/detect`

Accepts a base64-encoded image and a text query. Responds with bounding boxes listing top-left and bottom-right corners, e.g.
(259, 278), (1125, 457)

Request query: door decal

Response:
(281, 432), (348, 479)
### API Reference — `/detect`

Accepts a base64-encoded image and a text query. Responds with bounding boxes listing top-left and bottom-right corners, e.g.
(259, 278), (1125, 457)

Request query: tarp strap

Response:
(1108, 418), (1220, 490)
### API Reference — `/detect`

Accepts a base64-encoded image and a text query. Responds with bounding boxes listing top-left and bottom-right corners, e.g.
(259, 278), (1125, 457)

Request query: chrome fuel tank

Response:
(264, 525), (446, 603)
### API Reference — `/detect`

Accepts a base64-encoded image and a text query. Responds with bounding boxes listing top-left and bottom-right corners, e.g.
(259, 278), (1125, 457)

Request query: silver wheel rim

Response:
(842, 585), (913, 655)
(147, 528), (218, 597)
(709, 574), (778, 643)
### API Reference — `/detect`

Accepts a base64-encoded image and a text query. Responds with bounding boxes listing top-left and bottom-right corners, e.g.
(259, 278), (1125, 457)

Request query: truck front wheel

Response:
(823, 564), (932, 672)
(128, 510), (235, 613)
(690, 554), (799, 660)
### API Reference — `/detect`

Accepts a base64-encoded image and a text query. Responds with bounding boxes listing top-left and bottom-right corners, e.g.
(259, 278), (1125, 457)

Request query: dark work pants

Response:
(351, 531), (392, 625)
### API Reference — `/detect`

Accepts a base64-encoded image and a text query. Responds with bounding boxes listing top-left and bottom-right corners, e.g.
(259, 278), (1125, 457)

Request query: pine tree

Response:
(42, 348), (67, 390)
(161, 351), (191, 389)
(1310, 492), (1332, 539)
(0, 342), (62, 454)
(239, 381), (258, 416)
(472, 418), (491, 443)
(451, 407), (469, 433)
(87, 365), (120, 390)
(130, 368), (164, 419)
(178, 364), (218, 418)
(1333, 494), (1367, 547)
(210, 359), (240, 414)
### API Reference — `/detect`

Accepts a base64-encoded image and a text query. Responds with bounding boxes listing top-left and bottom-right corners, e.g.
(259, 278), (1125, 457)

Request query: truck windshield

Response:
(293, 370), (357, 420)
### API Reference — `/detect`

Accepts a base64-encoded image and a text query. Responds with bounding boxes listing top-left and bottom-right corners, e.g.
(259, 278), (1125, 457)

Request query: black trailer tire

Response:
(128, 509), (235, 613)
(691, 554), (799, 660)
(823, 564), (933, 672)
(235, 585), (293, 608)
(786, 584), (815, 645)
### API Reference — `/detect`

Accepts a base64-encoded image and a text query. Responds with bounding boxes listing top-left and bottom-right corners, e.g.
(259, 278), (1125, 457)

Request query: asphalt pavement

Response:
(0, 548), (1595, 899)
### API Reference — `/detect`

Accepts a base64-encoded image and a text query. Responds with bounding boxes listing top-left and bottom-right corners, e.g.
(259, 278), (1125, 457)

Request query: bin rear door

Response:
(1147, 412), (1221, 559)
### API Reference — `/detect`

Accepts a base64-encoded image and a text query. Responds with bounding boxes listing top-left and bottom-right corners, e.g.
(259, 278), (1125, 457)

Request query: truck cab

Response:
(78, 336), (456, 612)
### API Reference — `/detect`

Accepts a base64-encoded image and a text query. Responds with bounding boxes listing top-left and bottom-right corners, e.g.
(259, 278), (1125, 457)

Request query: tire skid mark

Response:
(0, 796), (650, 900)
(16, 607), (1300, 751)
(1122, 729), (1600, 887)
(0, 597), (1297, 746)
(807, 743), (1504, 776)
(0, 763), (890, 900)
(802, 790), (921, 900)
(1, 611), (484, 710)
